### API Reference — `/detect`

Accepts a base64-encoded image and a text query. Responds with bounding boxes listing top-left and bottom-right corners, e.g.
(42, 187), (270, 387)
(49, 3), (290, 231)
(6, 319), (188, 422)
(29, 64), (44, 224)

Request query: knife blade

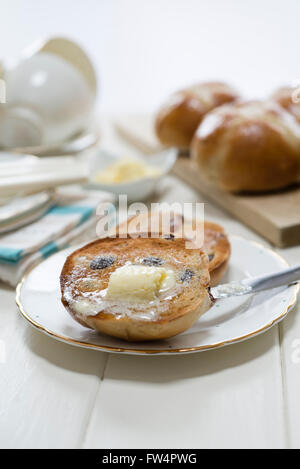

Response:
(210, 264), (300, 300)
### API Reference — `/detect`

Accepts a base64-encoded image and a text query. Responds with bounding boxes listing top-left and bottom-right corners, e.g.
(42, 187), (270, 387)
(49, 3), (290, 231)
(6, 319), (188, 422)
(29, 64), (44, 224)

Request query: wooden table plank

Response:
(0, 287), (107, 448)
(275, 245), (300, 449)
(0, 225), (109, 449)
(83, 330), (285, 449)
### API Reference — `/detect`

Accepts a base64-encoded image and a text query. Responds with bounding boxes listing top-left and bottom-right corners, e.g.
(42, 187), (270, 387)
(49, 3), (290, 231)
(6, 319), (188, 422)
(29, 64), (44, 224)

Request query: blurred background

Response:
(1, 0), (299, 113)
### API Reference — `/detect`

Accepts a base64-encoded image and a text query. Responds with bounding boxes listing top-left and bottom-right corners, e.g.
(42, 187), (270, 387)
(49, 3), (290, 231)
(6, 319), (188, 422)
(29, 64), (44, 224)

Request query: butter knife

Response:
(211, 264), (300, 299)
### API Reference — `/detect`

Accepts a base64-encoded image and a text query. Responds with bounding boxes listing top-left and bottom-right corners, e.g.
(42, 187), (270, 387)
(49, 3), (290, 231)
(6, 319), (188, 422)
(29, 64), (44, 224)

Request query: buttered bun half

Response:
(192, 100), (300, 192)
(155, 81), (240, 150)
(60, 236), (212, 342)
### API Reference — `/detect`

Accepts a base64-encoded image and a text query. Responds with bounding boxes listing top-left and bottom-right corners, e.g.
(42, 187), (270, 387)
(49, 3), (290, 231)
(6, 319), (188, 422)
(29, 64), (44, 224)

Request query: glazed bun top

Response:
(271, 85), (300, 123)
(192, 100), (300, 192)
(155, 81), (240, 149)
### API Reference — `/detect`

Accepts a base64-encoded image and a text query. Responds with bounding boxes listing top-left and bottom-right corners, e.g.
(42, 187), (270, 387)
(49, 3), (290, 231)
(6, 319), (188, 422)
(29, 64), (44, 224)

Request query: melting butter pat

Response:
(94, 157), (161, 184)
(106, 265), (176, 303)
(72, 298), (99, 317)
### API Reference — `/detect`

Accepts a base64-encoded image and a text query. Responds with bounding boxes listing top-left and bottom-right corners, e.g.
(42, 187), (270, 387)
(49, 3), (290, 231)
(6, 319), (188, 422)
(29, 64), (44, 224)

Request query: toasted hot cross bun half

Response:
(155, 81), (240, 150)
(271, 86), (300, 124)
(60, 236), (211, 341)
(192, 100), (300, 192)
(116, 211), (230, 286)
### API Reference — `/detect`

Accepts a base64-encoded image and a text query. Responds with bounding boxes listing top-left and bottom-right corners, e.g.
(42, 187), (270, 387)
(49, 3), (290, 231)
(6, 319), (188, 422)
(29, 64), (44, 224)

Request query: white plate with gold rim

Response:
(16, 236), (298, 355)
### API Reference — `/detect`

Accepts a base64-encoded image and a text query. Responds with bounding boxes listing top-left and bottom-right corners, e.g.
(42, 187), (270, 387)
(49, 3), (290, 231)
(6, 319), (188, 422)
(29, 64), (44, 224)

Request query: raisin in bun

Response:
(60, 236), (211, 342)
(116, 211), (230, 286)
(192, 100), (300, 192)
(271, 86), (300, 123)
(155, 81), (239, 150)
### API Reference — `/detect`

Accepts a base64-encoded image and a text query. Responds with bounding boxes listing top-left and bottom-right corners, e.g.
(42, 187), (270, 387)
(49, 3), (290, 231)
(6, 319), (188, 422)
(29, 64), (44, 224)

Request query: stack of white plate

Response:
(0, 151), (90, 234)
(0, 190), (54, 234)
(0, 152), (89, 198)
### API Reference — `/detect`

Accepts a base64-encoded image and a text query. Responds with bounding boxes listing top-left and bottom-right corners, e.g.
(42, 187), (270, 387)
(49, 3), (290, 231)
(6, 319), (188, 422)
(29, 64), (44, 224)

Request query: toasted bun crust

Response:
(155, 82), (239, 149)
(202, 221), (230, 286)
(192, 100), (300, 192)
(116, 213), (230, 286)
(60, 237), (211, 341)
(271, 86), (300, 123)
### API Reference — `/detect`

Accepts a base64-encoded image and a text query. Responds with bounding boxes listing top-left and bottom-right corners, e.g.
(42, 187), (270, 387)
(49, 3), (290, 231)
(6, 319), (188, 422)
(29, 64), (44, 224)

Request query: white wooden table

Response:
(1, 119), (300, 449)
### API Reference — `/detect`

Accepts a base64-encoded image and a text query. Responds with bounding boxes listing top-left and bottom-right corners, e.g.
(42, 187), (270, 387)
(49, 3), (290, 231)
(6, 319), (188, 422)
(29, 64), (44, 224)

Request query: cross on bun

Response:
(155, 81), (240, 150)
(192, 100), (300, 192)
(271, 85), (300, 124)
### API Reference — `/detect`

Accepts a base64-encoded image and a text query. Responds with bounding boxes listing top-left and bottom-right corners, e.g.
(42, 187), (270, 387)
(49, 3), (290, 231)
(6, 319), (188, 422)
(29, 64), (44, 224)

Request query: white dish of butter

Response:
(87, 148), (177, 201)
(16, 236), (298, 355)
(94, 157), (162, 184)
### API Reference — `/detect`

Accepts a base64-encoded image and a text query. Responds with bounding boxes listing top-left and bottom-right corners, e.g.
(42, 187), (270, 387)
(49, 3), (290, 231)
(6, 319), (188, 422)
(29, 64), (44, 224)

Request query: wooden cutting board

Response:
(114, 114), (300, 247)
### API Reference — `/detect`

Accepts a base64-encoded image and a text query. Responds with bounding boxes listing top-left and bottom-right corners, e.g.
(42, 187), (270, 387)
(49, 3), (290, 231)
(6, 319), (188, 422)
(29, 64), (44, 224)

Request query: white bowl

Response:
(87, 148), (177, 201)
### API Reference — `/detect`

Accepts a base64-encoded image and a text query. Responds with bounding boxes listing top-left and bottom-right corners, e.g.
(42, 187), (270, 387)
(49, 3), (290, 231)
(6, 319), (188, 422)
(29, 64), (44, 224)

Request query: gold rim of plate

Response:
(15, 238), (299, 355)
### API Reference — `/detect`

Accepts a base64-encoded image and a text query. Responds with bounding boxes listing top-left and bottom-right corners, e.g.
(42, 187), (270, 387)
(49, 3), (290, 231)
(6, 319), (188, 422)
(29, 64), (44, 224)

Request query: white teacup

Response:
(0, 37), (97, 148)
